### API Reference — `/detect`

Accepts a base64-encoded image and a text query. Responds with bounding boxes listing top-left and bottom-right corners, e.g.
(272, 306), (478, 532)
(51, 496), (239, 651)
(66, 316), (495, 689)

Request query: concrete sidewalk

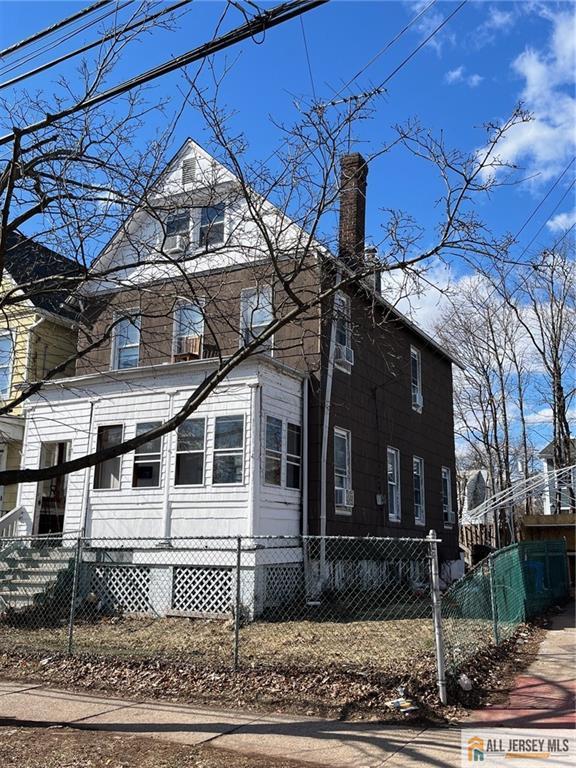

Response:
(0, 680), (463, 767)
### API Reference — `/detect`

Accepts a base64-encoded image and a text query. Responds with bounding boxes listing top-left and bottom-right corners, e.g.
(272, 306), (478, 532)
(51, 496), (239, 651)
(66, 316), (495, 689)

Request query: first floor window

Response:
(442, 466), (454, 525)
(113, 313), (140, 370)
(387, 447), (401, 521)
(240, 286), (273, 351)
(0, 331), (13, 397)
(413, 456), (425, 525)
(94, 425), (123, 489)
(286, 423), (302, 489)
(132, 422), (162, 488)
(175, 418), (205, 485)
(213, 415), (244, 484)
(334, 428), (352, 508)
(264, 416), (282, 485)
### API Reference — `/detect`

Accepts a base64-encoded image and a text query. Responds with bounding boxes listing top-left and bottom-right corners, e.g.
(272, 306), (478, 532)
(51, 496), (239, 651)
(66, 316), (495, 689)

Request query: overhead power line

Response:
(0, 0), (328, 148)
(0, 0), (112, 60)
(0, 0), (193, 92)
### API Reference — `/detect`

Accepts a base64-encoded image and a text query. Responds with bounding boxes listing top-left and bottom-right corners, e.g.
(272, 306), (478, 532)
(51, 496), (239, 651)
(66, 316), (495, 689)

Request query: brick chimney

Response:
(338, 153), (368, 266)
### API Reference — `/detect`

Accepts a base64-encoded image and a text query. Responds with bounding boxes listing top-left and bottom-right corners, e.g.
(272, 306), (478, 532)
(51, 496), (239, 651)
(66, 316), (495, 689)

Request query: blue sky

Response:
(1, 0), (574, 259)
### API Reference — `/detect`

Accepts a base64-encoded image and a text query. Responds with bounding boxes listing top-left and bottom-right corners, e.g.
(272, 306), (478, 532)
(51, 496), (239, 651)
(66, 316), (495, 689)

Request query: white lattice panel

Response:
(263, 564), (304, 608)
(172, 566), (232, 615)
(90, 565), (151, 613)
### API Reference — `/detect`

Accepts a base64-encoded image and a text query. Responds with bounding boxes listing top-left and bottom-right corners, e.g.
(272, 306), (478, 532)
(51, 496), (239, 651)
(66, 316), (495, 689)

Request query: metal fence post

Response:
(233, 536), (242, 671)
(428, 530), (447, 705)
(488, 553), (500, 645)
(67, 536), (82, 656)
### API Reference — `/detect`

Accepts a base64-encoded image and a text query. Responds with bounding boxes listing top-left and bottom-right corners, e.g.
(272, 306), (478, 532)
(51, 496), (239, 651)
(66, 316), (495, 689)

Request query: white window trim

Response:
(239, 285), (274, 354)
(0, 329), (14, 399)
(92, 423), (124, 492)
(111, 309), (141, 371)
(442, 466), (455, 527)
(387, 446), (401, 522)
(411, 346), (423, 412)
(198, 203), (226, 250)
(334, 291), (353, 374)
(286, 421), (302, 491)
(174, 416), (207, 487)
(262, 415), (302, 491)
(413, 455), (425, 526)
(132, 422), (163, 490)
(334, 426), (353, 515)
(211, 413), (246, 486)
(172, 298), (205, 360)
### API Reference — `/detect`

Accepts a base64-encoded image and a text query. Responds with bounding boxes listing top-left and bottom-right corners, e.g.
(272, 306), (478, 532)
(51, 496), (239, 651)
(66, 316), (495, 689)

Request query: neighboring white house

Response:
(540, 439), (576, 515)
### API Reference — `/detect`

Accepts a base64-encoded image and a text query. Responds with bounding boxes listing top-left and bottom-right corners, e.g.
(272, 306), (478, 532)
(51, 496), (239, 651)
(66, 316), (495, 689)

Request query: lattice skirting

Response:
(172, 566), (233, 615)
(89, 565), (151, 613)
(263, 563), (304, 608)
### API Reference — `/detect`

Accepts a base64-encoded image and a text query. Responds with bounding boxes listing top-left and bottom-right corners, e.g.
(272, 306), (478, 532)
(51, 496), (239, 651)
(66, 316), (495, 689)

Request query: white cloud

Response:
(488, 10), (576, 182)
(408, 1), (456, 55)
(547, 210), (576, 233)
(485, 6), (515, 32)
(467, 73), (484, 88)
(445, 65), (483, 88)
(525, 406), (576, 425)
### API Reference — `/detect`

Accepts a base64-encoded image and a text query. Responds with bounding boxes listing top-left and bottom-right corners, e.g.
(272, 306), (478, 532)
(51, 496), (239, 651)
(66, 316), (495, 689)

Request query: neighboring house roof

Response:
(539, 438), (576, 461)
(4, 231), (83, 321)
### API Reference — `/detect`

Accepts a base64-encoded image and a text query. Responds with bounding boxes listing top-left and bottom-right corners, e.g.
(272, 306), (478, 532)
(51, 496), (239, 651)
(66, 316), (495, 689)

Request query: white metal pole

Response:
(428, 529), (447, 705)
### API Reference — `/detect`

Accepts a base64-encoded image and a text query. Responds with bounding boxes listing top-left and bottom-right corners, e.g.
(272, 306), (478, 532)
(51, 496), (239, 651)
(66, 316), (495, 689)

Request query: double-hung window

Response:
(334, 292), (353, 370)
(164, 209), (190, 253)
(387, 447), (401, 521)
(411, 347), (423, 411)
(113, 312), (140, 370)
(442, 466), (454, 525)
(413, 456), (425, 525)
(132, 422), (162, 488)
(174, 301), (204, 359)
(334, 428), (353, 510)
(199, 204), (225, 247)
(240, 286), (273, 352)
(93, 425), (123, 489)
(0, 331), (14, 398)
(213, 415), (244, 484)
(264, 416), (283, 486)
(175, 418), (205, 485)
(286, 423), (302, 490)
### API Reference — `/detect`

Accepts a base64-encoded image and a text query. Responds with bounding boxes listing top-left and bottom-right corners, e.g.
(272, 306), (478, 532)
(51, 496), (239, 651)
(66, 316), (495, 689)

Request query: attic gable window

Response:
(0, 331), (14, 398)
(411, 347), (423, 412)
(199, 204), (225, 247)
(166, 210), (190, 237)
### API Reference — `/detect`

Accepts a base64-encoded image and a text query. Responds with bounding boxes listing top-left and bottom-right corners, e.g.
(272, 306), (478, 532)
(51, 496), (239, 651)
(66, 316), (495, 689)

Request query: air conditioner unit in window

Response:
(335, 343), (354, 366)
(165, 234), (187, 254)
(174, 335), (202, 361)
(335, 488), (354, 507)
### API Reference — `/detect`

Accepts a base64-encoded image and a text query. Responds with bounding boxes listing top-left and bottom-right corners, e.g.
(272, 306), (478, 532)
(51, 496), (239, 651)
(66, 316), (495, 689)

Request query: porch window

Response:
(173, 301), (204, 359)
(411, 347), (423, 412)
(0, 331), (13, 397)
(213, 415), (244, 484)
(93, 425), (123, 489)
(175, 418), (205, 486)
(334, 427), (353, 510)
(387, 447), (401, 521)
(264, 416), (282, 486)
(240, 286), (273, 352)
(199, 204), (225, 247)
(442, 466), (454, 525)
(132, 422), (162, 488)
(286, 423), (302, 490)
(113, 313), (140, 370)
(413, 456), (425, 525)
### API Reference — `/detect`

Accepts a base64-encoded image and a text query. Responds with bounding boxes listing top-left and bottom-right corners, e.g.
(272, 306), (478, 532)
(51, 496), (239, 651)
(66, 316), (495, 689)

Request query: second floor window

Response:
(132, 422), (162, 488)
(0, 331), (14, 397)
(413, 456), (425, 525)
(174, 302), (204, 359)
(93, 425), (123, 489)
(411, 347), (423, 411)
(387, 446), (401, 521)
(199, 204), (225, 247)
(113, 313), (141, 370)
(240, 286), (273, 351)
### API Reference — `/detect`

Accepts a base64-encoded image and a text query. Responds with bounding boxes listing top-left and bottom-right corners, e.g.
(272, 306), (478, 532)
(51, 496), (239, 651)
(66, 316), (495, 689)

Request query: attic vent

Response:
(182, 158), (196, 187)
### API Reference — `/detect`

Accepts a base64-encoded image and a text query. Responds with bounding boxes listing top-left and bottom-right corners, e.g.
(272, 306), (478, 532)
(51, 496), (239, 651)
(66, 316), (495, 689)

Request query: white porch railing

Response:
(0, 506), (24, 538)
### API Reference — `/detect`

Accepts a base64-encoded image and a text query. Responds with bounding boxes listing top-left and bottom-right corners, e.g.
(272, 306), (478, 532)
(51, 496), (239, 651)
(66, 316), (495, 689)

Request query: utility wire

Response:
(512, 157), (575, 242)
(0, 0), (328, 148)
(0, 0), (113, 60)
(0, 1), (136, 79)
(299, 16), (316, 101)
(0, 0), (193, 92)
(517, 179), (576, 260)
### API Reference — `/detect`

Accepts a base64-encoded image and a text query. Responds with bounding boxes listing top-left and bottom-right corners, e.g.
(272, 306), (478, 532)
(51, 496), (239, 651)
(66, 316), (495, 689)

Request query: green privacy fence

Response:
(442, 539), (570, 672)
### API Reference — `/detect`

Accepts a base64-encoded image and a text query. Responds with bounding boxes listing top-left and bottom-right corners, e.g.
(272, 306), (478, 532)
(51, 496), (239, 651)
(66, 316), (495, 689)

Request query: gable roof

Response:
(4, 231), (83, 320)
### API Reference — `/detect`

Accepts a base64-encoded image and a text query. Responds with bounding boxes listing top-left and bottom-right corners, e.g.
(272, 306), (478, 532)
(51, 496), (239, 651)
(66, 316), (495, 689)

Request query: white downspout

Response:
(161, 392), (175, 540)
(79, 401), (95, 537)
(319, 273), (340, 586)
(301, 376), (309, 536)
(248, 382), (261, 537)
